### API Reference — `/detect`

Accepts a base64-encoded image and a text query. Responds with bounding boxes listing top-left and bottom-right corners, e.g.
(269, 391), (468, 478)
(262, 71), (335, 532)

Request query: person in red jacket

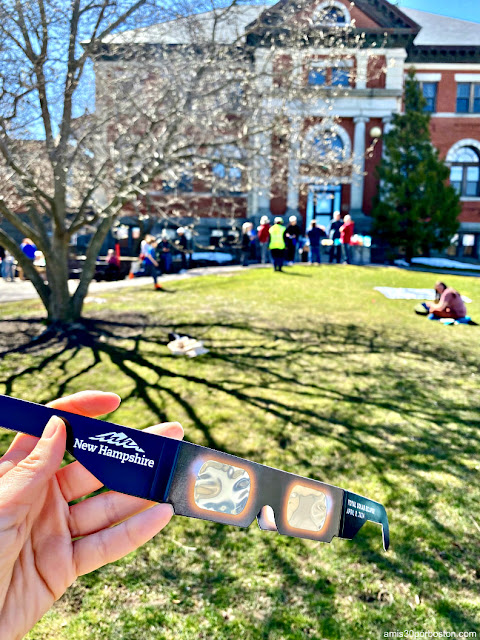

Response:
(257, 216), (271, 264)
(340, 214), (355, 264)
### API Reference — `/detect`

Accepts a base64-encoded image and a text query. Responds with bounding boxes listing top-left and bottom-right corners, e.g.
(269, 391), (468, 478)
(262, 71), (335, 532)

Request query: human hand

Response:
(0, 391), (183, 640)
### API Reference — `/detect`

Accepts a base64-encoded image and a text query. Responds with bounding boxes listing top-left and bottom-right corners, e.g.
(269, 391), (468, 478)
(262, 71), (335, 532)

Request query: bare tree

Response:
(0, 0), (364, 326)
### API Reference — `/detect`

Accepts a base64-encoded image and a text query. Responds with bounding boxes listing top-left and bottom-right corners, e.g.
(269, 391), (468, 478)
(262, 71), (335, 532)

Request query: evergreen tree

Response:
(372, 69), (460, 261)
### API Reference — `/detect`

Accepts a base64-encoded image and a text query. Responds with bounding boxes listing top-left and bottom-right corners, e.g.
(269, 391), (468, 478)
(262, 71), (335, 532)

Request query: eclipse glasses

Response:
(0, 394), (389, 550)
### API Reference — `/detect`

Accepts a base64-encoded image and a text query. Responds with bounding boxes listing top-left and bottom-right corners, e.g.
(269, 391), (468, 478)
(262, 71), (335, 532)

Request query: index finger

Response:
(48, 390), (121, 417)
(0, 391), (121, 480)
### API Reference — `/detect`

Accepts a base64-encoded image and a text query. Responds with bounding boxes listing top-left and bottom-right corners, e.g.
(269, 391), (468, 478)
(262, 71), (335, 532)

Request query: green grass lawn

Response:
(1, 264), (480, 639)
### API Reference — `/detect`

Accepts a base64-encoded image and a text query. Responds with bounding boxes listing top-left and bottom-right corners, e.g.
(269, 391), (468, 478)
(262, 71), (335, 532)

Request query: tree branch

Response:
(0, 136), (54, 209)
(0, 198), (44, 247)
(0, 227), (50, 309)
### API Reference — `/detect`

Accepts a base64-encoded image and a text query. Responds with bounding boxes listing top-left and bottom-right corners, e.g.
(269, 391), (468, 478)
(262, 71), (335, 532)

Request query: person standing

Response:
(143, 238), (162, 290)
(105, 248), (121, 281)
(328, 212), (343, 264)
(340, 214), (355, 264)
(157, 231), (172, 274)
(241, 222), (253, 267)
(20, 237), (37, 261)
(176, 228), (189, 272)
(257, 216), (271, 264)
(139, 235), (153, 260)
(285, 215), (302, 265)
(19, 237), (37, 279)
(307, 220), (325, 265)
(269, 217), (286, 272)
(1, 250), (15, 281)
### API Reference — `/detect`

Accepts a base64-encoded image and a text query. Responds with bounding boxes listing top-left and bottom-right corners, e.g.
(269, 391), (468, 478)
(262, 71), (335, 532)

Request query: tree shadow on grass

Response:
(0, 313), (479, 633)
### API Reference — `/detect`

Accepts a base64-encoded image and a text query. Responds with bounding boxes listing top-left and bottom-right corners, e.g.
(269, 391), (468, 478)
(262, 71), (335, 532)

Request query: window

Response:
(462, 234), (476, 258)
(302, 123), (351, 166)
(421, 82), (437, 112)
(312, 2), (350, 25)
(310, 131), (345, 163)
(322, 6), (346, 23)
(307, 65), (350, 87)
(456, 83), (480, 114)
(308, 68), (327, 86)
(449, 146), (480, 197)
(331, 68), (350, 87)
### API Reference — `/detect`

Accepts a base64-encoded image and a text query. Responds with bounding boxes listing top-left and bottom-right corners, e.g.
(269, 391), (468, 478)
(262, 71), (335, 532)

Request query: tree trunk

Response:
(45, 233), (76, 325)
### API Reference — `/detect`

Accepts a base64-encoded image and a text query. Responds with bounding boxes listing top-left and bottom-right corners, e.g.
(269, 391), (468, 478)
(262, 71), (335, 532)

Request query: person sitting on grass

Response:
(424, 282), (466, 320)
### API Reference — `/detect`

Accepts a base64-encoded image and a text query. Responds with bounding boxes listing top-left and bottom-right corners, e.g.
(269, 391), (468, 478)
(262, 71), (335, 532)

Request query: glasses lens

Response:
(194, 460), (251, 515)
(286, 484), (327, 532)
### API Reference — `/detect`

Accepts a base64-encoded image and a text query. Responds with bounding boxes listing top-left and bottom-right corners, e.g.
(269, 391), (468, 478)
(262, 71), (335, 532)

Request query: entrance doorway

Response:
(306, 185), (342, 231)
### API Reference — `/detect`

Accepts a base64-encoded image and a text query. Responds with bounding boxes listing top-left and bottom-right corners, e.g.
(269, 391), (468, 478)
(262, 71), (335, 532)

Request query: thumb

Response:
(0, 416), (66, 501)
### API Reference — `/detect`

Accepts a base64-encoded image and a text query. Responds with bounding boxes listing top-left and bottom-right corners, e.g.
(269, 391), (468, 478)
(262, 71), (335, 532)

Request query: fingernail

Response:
(43, 416), (62, 439)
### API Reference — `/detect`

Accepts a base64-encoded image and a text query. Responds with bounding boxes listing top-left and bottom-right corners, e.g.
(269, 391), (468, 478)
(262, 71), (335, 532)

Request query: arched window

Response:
(449, 146), (480, 197)
(312, 132), (344, 160)
(312, 1), (350, 26)
(302, 124), (351, 165)
(323, 6), (346, 23)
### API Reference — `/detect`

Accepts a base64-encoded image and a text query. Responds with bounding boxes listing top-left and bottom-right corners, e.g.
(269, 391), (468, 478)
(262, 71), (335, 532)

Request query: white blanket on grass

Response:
(374, 287), (472, 303)
(395, 257), (480, 271)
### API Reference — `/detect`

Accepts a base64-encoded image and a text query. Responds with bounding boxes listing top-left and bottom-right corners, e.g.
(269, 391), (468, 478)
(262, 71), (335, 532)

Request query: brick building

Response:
(99, 0), (480, 258)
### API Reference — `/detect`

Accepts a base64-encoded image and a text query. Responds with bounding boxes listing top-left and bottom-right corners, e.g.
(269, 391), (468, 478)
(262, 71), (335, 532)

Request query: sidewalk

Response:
(0, 264), (270, 304)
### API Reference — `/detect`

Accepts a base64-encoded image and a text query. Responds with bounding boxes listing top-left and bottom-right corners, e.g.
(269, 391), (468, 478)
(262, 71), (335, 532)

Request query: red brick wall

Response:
(459, 203), (480, 224)
(143, 195), (247, 220)
(349, 3), (381, 29)
(341, 183), (351, 212)
(273, 54), (293, 88)
(363, 118), (383, 214)
(429, 111), (480, 224)
(367, 56), (386, 89)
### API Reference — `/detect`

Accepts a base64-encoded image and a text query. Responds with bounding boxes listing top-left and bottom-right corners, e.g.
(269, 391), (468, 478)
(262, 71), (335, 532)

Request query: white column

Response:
(250, 48), (274, 216)
(380, 116), (394, 162)
(350, 116), (369, 212)
(382, 116), (394, 135)
(286, 117), (302, 214)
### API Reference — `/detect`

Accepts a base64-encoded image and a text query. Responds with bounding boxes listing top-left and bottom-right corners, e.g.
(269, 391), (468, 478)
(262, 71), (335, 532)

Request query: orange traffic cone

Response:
(128, 271), (134, 279)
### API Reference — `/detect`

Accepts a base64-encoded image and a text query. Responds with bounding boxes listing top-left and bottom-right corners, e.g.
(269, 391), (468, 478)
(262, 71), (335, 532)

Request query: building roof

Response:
(101, 2), (480, 49)
(401, 8), (480, 46)
(102, 5), (268, 46)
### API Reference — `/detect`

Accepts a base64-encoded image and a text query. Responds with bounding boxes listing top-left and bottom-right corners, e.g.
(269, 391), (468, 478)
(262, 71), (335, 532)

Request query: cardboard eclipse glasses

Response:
(0, 395), (389, 550)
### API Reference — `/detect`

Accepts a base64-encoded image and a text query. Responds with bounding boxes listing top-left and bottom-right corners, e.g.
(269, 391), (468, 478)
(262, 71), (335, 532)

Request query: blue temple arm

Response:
(0, 394), (181, 502)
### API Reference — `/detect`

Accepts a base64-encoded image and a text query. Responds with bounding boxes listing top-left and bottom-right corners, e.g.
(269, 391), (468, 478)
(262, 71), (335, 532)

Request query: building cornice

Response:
(407, 46), (480, 64)
(407, 63), (480, 70)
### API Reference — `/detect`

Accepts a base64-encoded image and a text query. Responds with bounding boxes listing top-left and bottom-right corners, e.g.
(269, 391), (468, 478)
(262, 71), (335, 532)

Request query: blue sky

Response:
(395, 0), (480, 23)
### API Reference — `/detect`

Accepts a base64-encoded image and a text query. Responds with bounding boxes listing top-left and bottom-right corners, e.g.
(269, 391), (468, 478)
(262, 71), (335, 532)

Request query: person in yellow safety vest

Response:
(268, 217), (286, 272)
